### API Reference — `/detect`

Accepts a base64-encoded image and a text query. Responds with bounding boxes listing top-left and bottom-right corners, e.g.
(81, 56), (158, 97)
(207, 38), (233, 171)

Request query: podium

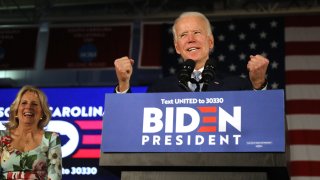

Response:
(100, 151), (289, 180)
(99, 90), (289, 180)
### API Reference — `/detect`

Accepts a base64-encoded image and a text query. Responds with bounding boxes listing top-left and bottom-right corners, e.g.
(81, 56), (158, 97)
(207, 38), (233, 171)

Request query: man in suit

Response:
(114, 11), (269, 93)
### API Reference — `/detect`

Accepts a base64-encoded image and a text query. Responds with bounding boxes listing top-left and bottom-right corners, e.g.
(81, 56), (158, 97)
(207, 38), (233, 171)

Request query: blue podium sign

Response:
(101, 90), (285, 153)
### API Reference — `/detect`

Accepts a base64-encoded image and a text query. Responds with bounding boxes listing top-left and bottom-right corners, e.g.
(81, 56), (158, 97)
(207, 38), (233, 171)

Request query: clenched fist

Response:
(247, 55), (269, 89)
(114, 56), (134, 92)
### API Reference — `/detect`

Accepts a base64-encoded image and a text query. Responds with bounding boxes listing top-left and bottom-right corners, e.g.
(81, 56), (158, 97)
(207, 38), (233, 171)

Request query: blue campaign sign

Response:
(101, 90), (285, 153)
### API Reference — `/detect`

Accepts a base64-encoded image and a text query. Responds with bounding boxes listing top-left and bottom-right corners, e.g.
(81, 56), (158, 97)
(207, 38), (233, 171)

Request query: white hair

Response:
(172, 11), (213, 41)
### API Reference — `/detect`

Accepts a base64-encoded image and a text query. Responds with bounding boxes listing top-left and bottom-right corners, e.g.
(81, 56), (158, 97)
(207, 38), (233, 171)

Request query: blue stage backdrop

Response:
(0, 86), (147, 180)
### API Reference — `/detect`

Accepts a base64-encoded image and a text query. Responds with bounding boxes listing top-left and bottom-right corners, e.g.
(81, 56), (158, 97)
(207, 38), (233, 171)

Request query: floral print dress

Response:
(0, 130), (62, 180)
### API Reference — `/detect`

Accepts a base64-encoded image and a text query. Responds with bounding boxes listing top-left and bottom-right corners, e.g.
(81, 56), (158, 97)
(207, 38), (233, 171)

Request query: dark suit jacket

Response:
(146, 72), (253, 93)
(116, 72), (254, 93)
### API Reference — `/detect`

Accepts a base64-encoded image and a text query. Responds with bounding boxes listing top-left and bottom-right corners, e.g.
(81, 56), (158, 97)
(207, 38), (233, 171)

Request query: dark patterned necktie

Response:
(190, 71), (201, 92)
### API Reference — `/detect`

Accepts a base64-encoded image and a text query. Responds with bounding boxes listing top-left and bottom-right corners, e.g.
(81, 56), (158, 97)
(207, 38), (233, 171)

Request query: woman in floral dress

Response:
(0, 85), (62, 180)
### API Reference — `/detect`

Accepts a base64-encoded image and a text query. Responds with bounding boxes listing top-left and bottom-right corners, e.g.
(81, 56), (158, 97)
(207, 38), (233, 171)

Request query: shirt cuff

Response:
(253, 79), (268, 91)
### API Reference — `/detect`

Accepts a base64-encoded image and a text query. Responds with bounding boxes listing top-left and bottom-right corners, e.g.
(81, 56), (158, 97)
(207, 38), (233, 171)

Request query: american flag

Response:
(139, 14), (320, 179)
(285, 15), (320, 179)
(210, 17), (285, 90)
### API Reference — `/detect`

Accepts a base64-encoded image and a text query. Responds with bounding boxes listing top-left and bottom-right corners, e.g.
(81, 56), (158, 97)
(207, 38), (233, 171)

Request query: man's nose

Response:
(187, 34), (196, 42)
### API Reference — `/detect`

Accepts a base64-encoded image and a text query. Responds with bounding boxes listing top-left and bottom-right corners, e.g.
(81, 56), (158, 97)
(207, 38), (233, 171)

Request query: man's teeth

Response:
(188, 48), (197, 51)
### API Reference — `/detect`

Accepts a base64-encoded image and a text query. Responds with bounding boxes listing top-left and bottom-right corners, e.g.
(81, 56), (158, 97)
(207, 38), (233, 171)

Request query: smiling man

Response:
(114, 11), (269, 93)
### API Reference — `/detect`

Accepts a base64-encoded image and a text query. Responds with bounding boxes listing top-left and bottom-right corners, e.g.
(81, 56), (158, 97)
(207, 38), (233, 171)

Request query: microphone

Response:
(177, 59), (195, 91)
(200, 59), (216, 91)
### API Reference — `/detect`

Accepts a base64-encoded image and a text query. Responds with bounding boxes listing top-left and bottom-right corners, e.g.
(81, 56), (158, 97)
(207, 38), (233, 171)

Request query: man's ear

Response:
(174, 42), (181, 55)
(209, 34), (214, 49)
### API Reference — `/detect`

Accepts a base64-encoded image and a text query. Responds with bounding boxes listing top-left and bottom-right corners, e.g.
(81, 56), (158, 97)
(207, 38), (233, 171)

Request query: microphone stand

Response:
(178, 81), (192, 92)
(201, 83), (209, 92)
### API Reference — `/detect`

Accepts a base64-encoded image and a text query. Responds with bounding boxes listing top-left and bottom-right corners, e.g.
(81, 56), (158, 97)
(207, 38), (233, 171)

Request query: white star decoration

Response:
(271, 61), (279, 69)
(178, 57), (184, 64)
(271, 82), (279, 89)
(218, 34), (225, 41)
(229, 64), (236, 71)
(260, 32), (267, 39)
(250, 22), (256, 29)
(229, 24), (235, 31)
(239, 33), (246, 40)
(169, 67), (176, 74)
(249, 42), (256, 49)
(239, 53), (246, 60)
(168, 47), (175, 54)
(240, 73), (247, 78)
(229, 44), (236, 51)
(271, 41), (278, 48)
(261, 52), (268, 58)
(270, 20), (278, 28)
(218, 54), (225, 62)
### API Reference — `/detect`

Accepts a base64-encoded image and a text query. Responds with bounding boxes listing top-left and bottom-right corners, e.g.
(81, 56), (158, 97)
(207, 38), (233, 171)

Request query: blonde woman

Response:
(0, 85), (62, 180)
